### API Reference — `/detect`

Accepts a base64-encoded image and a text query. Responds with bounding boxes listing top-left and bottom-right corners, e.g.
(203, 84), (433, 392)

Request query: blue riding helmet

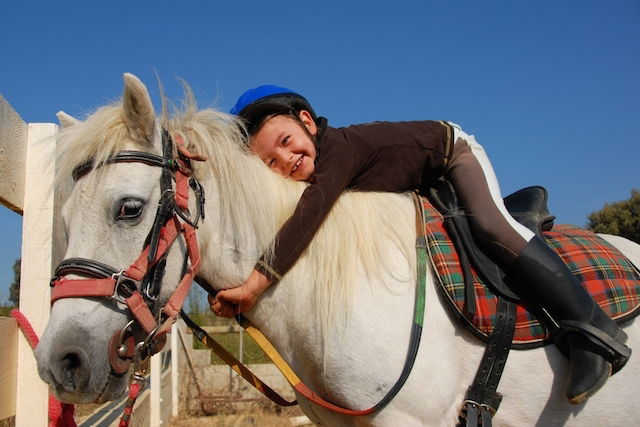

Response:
(230, 85), (318, 135)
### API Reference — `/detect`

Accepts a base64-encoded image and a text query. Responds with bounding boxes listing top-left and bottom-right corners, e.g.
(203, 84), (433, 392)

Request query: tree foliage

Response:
(588, 189), (640, 244)
(9, 258), (21, 306)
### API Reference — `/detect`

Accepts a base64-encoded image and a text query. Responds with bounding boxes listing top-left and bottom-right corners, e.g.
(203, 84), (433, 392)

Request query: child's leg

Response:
(444, 125), (533, 266)
(444, 123), (630, 403)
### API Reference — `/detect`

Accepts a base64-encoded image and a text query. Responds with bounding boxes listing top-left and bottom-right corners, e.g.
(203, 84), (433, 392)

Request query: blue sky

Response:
(1, 1), (638, 303)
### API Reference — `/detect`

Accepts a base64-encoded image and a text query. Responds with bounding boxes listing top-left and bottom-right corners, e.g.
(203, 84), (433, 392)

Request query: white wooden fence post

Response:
(171, 322), (179, 418)
(151, 350), (162, 425)
(0, 94), (26, 422)
(0, 95), (27, 214)
(15, 122), (58, 427)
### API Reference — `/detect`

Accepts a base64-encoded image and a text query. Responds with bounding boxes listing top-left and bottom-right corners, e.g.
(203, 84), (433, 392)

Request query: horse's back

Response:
(600, 234), (640, 268)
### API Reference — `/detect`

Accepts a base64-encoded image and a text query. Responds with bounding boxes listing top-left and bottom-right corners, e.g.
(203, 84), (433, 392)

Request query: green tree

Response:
(9, 258), (21, 306)
(588, 189), (640, 244)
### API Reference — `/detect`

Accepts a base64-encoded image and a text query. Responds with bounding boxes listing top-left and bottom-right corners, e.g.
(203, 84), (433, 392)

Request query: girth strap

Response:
(460, 297), (517, 427)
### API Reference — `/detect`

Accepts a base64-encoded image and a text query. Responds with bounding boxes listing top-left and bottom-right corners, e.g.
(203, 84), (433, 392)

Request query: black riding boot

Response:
(513, 236), (631, 404)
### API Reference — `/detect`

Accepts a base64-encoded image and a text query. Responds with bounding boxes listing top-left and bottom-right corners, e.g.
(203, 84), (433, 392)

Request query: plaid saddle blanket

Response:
(421, 196), (640, 348)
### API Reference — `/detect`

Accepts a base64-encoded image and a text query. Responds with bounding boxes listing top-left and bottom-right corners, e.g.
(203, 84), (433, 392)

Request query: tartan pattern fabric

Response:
(421, 196), (640, 346)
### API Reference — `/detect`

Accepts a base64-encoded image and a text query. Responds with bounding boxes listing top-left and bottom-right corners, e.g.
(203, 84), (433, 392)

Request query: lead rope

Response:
(118, 356), (149, 427)
(9, 309), (77, 427)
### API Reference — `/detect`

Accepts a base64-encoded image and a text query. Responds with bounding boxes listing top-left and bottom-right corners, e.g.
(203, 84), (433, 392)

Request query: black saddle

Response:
(428, 179), (555, 305)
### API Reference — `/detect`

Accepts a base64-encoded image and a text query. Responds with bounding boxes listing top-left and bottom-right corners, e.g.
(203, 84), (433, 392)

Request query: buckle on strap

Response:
(460, 399), (498, 427)
(112, 271), (141, 304)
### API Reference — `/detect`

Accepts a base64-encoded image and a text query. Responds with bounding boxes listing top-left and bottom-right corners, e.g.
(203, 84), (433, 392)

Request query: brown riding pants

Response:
(445, 130), (534, 268)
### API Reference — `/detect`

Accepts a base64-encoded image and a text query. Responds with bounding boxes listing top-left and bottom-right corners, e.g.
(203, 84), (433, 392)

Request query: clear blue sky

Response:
(1, 1), (638, 304)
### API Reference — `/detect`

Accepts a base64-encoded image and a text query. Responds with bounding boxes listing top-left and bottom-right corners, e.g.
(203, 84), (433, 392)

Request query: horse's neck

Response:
(196, 160), (302, 287)
(192, 156), (325, 363)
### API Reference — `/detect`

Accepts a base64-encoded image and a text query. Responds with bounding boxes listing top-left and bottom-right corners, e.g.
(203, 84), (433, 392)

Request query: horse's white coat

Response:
(35, 74), (640, 426)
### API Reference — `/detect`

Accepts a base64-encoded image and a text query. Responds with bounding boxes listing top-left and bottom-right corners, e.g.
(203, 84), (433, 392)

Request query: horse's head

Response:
(35, 73), (204, 403)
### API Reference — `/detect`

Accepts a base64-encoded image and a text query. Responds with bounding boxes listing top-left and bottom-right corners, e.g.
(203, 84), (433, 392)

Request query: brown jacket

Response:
(256, 119), (454, 282)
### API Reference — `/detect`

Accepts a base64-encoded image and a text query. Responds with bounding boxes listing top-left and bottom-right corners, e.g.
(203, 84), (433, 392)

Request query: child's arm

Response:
(209, 269), (272, 318)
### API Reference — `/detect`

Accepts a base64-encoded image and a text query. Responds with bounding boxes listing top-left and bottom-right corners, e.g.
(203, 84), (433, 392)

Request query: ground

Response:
(169, 406), (308, 427)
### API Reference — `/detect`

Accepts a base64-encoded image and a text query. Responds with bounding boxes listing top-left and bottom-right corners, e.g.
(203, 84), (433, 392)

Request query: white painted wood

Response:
(0, 95), (27, 213)
(150, 352), (162, 426)
(171, 323), (179, 418)
(15, 123), (58, 427)
(0, 317), (18, 420)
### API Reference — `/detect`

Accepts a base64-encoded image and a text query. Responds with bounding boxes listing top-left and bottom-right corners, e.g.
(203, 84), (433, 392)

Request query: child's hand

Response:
(209, 269), (271, 318)
(208, 293), (237, 318)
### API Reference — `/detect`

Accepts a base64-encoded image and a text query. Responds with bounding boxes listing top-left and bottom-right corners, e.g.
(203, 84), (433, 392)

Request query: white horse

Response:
(34, 74), (640, 426)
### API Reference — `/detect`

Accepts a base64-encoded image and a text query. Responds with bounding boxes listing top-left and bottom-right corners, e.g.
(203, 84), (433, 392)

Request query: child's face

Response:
(250, 111), (318, 182)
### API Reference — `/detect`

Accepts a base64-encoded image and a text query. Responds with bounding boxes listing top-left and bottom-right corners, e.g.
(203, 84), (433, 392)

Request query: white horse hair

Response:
(35, 73), (640, 426)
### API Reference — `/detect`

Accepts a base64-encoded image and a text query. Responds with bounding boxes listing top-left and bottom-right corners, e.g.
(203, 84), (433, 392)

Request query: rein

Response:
(52, 126), (425, 418)
(50, 129), (205, 424)
(187, 192), (428, 416)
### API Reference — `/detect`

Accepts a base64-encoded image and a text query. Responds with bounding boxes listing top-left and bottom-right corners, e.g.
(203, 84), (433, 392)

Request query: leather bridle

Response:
(50, 129), (206, 374)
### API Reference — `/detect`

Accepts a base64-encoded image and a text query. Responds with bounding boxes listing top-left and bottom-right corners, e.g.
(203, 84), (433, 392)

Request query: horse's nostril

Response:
(52, 348), (91, 393)
(61, 352), (82, 371)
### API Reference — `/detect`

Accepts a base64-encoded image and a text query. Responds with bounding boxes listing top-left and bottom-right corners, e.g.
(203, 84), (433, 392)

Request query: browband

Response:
(72, 151), (175, 181)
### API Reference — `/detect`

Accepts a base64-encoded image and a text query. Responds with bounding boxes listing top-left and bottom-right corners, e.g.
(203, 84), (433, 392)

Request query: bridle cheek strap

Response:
(175, 167), (191, 211)
(157, 221), (200, 335)
(126, 217), (181, 283)
(51, 130), (205, 347)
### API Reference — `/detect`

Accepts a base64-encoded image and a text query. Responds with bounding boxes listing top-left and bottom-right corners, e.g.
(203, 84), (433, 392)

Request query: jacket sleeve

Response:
(255, 139), (358, 283)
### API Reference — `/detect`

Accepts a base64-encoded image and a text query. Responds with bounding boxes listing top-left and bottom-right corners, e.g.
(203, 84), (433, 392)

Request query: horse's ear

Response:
(122, 73), (155, 143)
(56, 111), (80, 128)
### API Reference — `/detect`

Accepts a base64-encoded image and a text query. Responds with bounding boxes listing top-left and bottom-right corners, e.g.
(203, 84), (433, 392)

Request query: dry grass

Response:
(169, 406), (307, 427)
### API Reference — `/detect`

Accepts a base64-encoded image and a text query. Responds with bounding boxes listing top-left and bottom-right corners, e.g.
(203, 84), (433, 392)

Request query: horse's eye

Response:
(117, 199), (144, 221)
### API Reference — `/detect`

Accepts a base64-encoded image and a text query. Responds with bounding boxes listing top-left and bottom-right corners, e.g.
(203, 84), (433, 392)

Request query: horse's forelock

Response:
(55, 103), (152, 186)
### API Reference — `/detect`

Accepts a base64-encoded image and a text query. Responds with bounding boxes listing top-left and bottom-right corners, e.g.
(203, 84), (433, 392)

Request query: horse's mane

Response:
(169, 94), (417, 329)
(56, 84), (417, 331)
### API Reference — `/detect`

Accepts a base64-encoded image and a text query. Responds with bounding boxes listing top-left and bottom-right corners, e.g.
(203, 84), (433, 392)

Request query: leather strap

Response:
(51, 278), (116, 303)
(429, 179), (519, 302)
(72, 151), (171, 181)
(180, 311), (298, 407)
(460, 297), (517, 426)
